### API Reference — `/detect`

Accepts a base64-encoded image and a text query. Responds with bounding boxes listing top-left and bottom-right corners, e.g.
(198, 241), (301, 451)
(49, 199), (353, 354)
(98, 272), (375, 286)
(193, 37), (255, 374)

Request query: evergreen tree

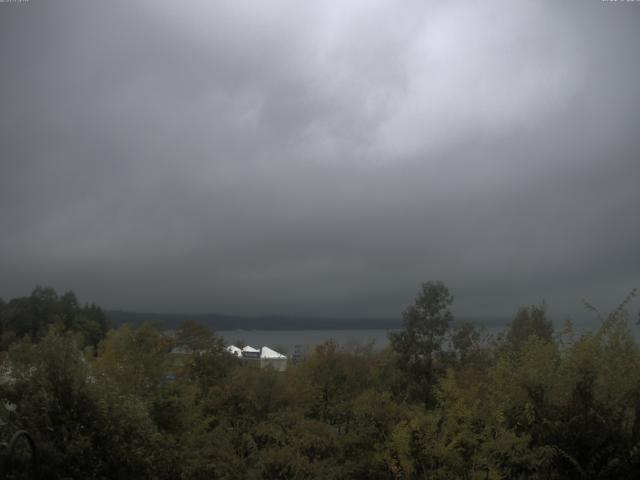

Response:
(389, 281), (454, 406)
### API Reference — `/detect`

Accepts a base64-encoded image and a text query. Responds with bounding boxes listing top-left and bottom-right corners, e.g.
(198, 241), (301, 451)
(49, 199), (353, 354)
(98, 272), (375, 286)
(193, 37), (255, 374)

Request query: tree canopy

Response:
(389, 281), (454, 405)
(0, 286), (108, 349)
(0, 284), (639, 479)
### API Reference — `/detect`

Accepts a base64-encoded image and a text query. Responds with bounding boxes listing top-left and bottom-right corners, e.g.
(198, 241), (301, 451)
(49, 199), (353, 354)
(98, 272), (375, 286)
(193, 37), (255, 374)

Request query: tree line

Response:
(0, 283), (639, 479)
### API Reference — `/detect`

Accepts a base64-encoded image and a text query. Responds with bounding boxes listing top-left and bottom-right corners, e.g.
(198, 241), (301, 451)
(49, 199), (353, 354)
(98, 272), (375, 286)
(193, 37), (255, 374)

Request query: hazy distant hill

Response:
(105, 310), (403, 331)
(105, 310), (512, 331)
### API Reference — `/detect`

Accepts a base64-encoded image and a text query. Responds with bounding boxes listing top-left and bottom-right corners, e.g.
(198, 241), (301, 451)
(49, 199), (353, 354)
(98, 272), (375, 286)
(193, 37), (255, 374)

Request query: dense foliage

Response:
(0, 285), (639, 479)
(0, 287), (108, 349)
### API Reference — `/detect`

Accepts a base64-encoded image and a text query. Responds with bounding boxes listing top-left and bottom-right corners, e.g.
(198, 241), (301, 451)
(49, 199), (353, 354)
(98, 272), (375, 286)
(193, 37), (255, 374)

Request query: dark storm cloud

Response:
(1, 0), (639, 321)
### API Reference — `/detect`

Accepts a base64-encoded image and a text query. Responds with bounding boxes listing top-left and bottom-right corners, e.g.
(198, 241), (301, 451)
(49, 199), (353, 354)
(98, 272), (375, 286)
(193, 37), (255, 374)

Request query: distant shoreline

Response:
(105, 309), (514, 331)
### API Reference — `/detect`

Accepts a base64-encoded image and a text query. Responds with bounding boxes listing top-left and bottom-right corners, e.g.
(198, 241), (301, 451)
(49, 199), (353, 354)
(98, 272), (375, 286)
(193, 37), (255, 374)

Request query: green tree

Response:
(0, 287), (108, 349)
(184, 334), (239, 397)
(176, 319), (216, 351)
(300, 340), (371, 427)
(389, 281), (454, 406)
(450, 320), (482, 364)
(95, 322), (172, 399)
(506, 302), (553, 350)
(0, 329), (176, 479)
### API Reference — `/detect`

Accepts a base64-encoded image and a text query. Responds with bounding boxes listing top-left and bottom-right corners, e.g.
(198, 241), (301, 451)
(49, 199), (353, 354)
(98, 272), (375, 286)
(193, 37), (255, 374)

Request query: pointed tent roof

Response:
(242, 345), (260, 353)
(260, 346), (286, 359)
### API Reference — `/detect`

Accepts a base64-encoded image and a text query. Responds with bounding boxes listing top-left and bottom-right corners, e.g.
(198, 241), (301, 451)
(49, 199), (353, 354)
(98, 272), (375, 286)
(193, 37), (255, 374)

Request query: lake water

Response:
(219, 327), (508, 355)
(218, 322), (633, 356)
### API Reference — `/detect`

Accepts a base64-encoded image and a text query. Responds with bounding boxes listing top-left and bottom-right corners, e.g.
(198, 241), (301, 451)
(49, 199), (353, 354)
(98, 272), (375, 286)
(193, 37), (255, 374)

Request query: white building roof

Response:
(260, 346), (286, 359)
(226, 345), (242, 357)
(242, 346), (260, 353)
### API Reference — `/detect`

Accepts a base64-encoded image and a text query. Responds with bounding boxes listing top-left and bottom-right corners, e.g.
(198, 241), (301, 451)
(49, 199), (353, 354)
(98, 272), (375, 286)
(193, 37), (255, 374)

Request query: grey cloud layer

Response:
(1, 0), (639, 320)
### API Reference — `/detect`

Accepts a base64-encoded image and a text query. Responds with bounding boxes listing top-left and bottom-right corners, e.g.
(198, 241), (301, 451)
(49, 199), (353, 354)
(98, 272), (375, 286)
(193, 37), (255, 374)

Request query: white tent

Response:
(260, 346), (287, 371)
(260, 346), (286, 359)
(226, 345), (242, 357)
(241, 345), (261, 359)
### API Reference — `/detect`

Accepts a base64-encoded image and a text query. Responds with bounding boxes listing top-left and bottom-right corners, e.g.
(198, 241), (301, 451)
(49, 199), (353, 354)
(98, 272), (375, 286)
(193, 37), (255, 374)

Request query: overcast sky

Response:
(1, 0), (639, 321)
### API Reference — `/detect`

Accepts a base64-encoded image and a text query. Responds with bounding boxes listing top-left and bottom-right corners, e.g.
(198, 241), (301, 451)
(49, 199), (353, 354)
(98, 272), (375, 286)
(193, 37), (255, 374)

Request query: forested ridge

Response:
(0, 283), (639, 479)
(105, 310), (402, 333)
